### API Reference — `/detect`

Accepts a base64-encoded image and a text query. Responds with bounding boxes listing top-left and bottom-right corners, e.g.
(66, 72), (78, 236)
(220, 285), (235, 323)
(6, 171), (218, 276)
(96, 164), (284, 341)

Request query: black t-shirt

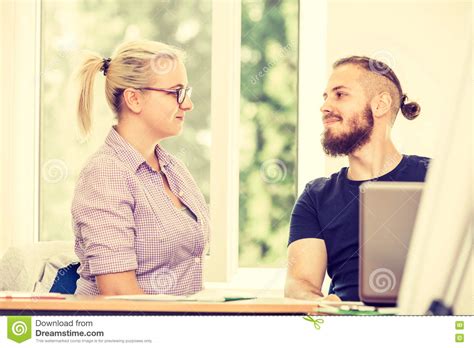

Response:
(288, 154), (430, 301)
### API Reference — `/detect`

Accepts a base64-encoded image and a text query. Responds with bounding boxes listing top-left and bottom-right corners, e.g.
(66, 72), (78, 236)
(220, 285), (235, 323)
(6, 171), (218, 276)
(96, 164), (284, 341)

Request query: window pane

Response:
(40, 0), (211, 241)
(239, 0), (298, 267)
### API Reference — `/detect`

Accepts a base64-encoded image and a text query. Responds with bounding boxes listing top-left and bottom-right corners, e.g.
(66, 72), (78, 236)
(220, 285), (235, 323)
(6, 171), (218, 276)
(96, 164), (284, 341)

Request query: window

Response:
(39, 0), (299, 276)
(38, 0), (306, 281)
(39, 0), (212, 241)
(239, 0), (299, 267)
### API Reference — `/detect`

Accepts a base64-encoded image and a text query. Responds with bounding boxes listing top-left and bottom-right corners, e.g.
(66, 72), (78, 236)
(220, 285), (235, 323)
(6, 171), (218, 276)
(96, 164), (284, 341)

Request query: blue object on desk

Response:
(49, 263), (80, 294)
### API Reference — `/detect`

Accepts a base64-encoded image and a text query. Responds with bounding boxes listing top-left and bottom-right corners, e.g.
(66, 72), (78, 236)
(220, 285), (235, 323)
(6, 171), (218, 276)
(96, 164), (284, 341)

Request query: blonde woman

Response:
(72, 40), (210, 296)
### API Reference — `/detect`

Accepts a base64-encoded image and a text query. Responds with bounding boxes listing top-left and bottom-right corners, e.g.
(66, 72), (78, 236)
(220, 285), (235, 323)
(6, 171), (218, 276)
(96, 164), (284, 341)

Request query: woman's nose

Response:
(180, 95), (193, 111)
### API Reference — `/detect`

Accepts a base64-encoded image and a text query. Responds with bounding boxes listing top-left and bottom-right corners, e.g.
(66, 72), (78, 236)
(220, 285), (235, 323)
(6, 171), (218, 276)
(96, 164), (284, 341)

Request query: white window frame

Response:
(0, 0), (41, 256)
(0, 0), (329, 291)
(203, 0), (241, 282)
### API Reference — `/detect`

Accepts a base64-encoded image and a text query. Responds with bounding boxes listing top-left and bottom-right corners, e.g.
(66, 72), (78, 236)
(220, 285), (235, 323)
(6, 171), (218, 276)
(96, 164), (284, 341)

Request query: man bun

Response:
(400, 94), (421, 120)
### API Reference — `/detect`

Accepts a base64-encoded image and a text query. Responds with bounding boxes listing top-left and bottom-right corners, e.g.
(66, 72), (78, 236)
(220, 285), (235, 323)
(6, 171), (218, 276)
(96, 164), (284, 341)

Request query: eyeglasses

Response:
(141, 86), (192, 105)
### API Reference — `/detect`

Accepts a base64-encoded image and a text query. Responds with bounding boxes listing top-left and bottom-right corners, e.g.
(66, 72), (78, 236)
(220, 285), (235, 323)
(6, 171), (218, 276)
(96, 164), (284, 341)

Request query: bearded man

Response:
(285, 56), (430, 301)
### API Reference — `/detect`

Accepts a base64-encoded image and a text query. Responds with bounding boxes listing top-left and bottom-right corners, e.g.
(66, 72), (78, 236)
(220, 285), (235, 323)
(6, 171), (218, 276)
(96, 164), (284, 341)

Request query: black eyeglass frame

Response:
(141, 86), (192, 105)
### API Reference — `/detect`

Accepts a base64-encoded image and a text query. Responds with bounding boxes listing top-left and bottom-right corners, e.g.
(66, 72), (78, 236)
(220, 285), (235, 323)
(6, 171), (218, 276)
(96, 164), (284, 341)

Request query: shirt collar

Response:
(105, 127), (175, 173)
(154, 143), (173, 169)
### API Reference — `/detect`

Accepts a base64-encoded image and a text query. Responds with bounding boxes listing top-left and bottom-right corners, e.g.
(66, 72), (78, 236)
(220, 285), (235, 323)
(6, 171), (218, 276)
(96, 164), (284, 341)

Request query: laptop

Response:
(359, 182), (424, 306)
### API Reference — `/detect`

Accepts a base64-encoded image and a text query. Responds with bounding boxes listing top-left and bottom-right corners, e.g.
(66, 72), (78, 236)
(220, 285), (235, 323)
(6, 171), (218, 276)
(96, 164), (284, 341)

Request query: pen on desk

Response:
(316, 301), (377, 311)
(316, 302), (381, 315)
(340, 305), (377, 312)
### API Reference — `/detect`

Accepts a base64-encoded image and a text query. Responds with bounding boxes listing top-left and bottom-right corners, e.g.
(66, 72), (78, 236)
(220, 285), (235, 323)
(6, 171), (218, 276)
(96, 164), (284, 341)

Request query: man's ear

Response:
(122, 88), (144, 114)
(371, 92), (392, 118)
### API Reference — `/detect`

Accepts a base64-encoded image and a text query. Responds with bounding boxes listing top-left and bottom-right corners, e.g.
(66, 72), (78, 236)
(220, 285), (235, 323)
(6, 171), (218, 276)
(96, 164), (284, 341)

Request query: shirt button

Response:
(194, 257), (200, 264)
(179, 191), (184, 197)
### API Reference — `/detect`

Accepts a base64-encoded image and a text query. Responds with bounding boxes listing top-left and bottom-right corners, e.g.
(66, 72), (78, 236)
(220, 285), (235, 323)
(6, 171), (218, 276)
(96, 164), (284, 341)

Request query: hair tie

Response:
(400, 94), (407, 107)
(101, 58), (111, 76)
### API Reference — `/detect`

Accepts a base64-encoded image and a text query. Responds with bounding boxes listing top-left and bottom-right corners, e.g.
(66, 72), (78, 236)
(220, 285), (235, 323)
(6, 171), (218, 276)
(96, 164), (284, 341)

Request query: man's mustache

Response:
(323, 112), (343, 122)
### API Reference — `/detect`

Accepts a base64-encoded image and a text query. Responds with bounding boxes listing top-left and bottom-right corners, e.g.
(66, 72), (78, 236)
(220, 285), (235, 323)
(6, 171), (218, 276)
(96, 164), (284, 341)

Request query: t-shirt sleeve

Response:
(288, 183), (323, 245)
(71, 158), (138, 276)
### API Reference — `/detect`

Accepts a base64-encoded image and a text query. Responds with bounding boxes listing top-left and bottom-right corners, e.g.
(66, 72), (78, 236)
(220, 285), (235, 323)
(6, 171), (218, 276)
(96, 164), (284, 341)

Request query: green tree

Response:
(239, 0), (298, 267)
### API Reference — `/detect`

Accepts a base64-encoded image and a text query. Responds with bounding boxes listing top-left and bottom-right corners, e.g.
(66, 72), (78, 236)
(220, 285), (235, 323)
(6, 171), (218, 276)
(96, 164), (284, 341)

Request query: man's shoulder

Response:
(306, 177), (330, 192)
(304, 168), (346, 196)
(403, 154), (431, 173)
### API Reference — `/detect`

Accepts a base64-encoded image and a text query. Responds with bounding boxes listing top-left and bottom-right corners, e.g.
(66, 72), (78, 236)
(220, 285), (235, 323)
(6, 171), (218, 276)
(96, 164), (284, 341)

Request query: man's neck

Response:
(347, 138), (402, 181)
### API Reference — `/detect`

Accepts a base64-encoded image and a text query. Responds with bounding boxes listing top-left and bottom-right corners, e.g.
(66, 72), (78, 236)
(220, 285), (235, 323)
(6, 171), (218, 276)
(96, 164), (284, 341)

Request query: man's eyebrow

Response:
(322, 85), (350, 99)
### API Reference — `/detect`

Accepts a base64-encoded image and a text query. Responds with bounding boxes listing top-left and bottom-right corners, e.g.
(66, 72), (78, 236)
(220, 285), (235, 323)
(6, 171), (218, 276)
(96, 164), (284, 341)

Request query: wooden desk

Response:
(0, 296), (324, 316)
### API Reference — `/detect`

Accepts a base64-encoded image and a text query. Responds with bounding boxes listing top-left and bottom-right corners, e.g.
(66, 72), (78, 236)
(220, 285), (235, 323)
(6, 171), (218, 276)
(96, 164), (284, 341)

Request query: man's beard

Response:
(321, 105), (374, 157)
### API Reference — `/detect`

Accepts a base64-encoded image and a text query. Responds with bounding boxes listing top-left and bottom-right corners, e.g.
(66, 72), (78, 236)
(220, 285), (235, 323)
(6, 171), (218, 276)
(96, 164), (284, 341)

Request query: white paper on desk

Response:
(317, 300), (364, 307)
(189, 290), (257, 302)
(104, 290), (257, 302)
(104, 294), (191, 301)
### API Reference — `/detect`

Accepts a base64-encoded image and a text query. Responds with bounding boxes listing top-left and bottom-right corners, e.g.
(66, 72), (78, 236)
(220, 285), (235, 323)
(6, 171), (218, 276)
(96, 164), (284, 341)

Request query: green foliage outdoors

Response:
(239, 0), (298, 266)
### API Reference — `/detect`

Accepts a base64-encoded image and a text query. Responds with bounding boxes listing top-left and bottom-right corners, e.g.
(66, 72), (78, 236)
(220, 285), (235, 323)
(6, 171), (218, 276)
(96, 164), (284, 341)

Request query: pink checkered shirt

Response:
(72, 127), (210, 296)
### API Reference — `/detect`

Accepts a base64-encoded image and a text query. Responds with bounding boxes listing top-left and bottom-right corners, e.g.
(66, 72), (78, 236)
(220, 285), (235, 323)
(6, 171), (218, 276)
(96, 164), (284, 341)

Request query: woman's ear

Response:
(122, 88), (144, 114)
(371, 92), (392, 118)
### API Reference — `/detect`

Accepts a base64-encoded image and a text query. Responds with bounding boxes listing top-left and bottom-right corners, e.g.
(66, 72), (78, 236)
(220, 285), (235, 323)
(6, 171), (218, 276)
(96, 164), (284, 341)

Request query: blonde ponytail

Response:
(75, 40), (185, 136)
(76, 51), (104, 136)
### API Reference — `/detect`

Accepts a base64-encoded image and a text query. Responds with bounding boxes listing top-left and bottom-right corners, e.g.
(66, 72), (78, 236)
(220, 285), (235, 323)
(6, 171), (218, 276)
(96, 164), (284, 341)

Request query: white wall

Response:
(324, 0), (472, 175)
